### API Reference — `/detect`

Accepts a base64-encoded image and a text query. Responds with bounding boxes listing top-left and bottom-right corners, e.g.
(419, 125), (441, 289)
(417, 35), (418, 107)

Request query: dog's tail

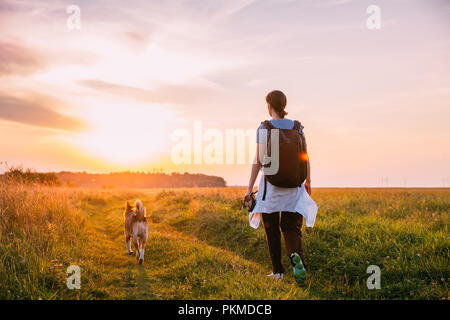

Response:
(135, 199), (146, 221)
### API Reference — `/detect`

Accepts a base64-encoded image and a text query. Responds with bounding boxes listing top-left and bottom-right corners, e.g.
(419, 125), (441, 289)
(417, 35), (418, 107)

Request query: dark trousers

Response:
(262, 211), (304, 274)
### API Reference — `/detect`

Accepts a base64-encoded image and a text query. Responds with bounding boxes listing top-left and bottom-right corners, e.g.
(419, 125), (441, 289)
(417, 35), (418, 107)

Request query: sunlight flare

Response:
(69, 103), (176, 164)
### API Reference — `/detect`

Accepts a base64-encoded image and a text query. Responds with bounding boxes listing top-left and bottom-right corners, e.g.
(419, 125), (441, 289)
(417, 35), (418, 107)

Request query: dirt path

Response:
(85, 198), (158, 299)
(82, 192), (311, 299)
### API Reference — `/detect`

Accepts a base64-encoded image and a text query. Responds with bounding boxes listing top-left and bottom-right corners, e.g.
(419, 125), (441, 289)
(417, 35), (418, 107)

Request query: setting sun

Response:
(69, 102), (176, 164)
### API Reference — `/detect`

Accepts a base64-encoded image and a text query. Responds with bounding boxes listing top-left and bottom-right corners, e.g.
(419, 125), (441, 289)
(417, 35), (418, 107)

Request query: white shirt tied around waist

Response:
(249, 118), (318, 229)
(249, 173), (318, 229)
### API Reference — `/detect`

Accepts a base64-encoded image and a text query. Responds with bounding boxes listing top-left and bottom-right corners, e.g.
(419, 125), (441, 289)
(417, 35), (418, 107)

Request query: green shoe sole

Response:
(291, 253), (306, 282)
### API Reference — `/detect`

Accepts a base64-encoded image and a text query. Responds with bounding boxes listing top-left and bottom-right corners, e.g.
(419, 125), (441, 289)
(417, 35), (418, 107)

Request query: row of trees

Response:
(57, 171), (226, 188)
(0, 163), (226, 188)
(1, 167), (60, 185)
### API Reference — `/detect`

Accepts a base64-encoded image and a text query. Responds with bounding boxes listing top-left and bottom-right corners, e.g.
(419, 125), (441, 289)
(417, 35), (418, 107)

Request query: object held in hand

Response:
(241, 191), (257, 212)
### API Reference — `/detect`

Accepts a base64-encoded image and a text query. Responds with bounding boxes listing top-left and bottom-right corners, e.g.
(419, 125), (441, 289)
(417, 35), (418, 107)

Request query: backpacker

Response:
(260, 120), (308, 200)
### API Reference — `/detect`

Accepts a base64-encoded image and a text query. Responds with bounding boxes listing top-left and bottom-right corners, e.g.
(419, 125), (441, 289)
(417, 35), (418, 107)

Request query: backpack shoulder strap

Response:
(262, 120), (275, 130)
(293, 120), (301, 131)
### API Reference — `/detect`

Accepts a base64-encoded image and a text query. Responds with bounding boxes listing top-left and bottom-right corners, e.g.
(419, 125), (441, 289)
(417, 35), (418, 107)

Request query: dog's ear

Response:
(126, 201), (131, 209)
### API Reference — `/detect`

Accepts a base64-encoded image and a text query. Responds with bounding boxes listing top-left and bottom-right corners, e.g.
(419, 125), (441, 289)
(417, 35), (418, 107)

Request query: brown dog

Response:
(124, 200), (148, 264)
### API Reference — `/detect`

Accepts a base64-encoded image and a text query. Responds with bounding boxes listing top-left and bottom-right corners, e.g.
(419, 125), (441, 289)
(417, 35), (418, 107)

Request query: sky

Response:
(0, 0), (449, 187)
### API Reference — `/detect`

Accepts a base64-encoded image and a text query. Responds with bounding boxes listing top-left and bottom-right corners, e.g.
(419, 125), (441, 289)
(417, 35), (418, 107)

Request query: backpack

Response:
(260, 120), (308, 200)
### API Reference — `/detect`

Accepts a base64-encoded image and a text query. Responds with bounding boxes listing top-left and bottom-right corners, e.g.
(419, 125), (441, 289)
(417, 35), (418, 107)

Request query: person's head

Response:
(266, 90), (287, 118)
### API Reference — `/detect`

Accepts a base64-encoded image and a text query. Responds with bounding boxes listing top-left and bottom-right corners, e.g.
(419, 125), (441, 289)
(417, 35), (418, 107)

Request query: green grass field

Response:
(0, 182), (448, 299)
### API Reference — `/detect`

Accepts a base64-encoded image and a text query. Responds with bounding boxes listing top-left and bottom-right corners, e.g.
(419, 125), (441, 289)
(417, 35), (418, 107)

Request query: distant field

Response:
(0, 182), (448, 299)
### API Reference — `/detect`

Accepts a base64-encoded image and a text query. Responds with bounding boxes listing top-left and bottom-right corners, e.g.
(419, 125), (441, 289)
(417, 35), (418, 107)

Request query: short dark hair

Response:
(265, 90), (287, 118)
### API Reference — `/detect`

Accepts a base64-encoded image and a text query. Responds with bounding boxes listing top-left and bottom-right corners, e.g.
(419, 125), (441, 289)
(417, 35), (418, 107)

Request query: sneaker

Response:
(290, 253), (306, 282)
(267, 273), (284, 280)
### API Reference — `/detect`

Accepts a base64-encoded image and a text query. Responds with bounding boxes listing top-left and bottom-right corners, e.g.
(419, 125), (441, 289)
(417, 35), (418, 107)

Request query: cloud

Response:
(0, 94), (87, 131)
(0, 42), (45, 76)
(0, 41), (99, 77)
(0, 0), (31, 13)
(123, 30), (152, 46)
(77, 79), (248, 123)
(308, 0), (354, 7)
(78, 79), (225, 106)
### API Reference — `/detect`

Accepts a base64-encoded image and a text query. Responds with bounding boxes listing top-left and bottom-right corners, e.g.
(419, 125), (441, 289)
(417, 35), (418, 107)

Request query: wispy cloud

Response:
(0, 40), (99, 78)
(0, 42), (45, 76)
(0, 93), (86, 131)
(78, 79), (228, 115)
(311, 0), (355, 7)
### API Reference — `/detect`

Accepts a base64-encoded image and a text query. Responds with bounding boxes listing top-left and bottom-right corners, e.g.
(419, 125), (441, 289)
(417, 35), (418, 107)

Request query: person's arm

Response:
(302, 132), (311, 195)
(305, 159), (311, 195)
(245, 143), (262, 200)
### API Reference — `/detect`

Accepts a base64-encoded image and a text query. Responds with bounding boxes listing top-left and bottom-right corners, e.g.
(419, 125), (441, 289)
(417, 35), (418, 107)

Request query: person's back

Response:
(257, 118), (308, 194)
(245, 90), (317, 283)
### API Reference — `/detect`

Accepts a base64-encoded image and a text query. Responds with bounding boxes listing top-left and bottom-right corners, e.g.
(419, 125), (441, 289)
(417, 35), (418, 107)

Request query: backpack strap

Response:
(293, 120), (301, 131)
(262, 120), (275, 130)
(261, 120), (272, 201)
(260, 120), (274, 158)
(262, 177), (267, 201)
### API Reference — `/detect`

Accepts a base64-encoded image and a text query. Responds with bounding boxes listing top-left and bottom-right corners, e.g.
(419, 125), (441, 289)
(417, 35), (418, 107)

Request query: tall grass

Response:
(0, 178), (140, 299)
(0, 181), (87, 298)
(149, 188), (449, 299)
(0, 163), (60, 186)
(0, 180), (448, 299)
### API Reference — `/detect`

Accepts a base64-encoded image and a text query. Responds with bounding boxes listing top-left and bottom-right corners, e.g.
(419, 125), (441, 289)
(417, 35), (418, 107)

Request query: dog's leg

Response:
(139, 241), (145, 264)
(126, 235), (133, 255)
(133, 236), (140, 261)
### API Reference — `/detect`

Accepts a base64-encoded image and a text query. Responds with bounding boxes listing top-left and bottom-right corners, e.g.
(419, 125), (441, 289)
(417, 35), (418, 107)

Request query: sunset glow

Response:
(0, 0), (449, 186)
(69, 103), (176, 164)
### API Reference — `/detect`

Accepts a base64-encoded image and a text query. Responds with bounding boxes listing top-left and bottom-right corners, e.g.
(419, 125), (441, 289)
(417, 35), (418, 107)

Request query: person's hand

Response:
(305, 180), (311, 195)
(244, 188), (253, 201)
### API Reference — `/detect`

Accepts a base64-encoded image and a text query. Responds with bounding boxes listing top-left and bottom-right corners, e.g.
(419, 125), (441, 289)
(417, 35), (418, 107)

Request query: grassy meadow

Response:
(0, 179), (448, 299)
